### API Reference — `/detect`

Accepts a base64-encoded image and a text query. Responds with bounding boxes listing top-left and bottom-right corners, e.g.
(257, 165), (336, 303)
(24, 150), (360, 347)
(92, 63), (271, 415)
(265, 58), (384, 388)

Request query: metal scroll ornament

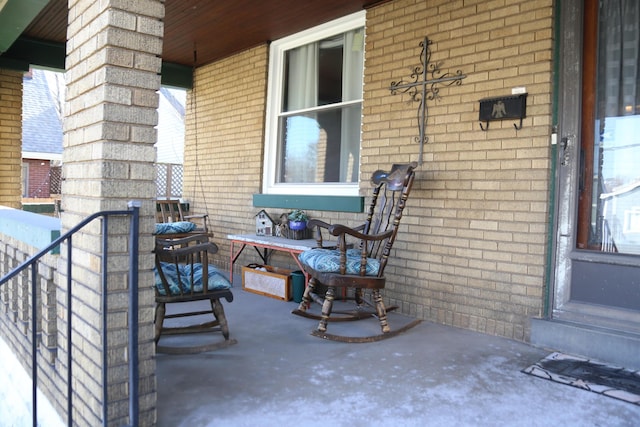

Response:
(389, 37), (466, 164)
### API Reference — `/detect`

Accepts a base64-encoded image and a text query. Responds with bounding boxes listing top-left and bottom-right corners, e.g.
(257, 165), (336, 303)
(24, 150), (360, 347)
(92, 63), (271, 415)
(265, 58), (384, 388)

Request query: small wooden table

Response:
(227, 234), (332, 285)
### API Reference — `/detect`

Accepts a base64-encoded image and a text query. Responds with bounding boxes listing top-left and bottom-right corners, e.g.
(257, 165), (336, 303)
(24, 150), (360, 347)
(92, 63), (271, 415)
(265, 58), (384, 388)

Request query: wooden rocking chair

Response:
(154, 234), (236, 354)
(155, 199), (210, 238)
(292, 162), (421, 342)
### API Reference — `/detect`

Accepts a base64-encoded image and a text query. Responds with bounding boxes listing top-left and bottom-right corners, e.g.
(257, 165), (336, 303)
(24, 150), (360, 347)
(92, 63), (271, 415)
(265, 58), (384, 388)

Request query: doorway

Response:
(553, 0), (640, 330)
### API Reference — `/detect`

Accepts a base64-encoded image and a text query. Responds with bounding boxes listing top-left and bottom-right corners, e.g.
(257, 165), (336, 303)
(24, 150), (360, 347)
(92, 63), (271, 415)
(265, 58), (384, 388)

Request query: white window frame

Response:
(262, 11), (365, 196)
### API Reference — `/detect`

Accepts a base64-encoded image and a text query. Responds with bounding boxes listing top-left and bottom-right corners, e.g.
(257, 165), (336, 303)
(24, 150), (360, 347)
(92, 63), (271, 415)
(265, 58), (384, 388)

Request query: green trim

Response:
(0, 56), (30, 71)
(23, 203), (56, 214)
(3, 37), (66, 70)
(161, 62), (193, 89)
(1, 36), (193, 88)
(0, 0), (50, 54)
(253, 194), (364, 213)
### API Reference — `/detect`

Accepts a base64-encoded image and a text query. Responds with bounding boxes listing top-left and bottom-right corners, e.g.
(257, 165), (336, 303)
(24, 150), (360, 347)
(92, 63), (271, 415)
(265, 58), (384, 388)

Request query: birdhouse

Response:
(255, 210), (275, 236)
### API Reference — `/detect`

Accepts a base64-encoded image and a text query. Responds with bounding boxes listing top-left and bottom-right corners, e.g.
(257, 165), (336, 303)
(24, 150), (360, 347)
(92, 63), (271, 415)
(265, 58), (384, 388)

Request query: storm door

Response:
(554, 0), (640, 329)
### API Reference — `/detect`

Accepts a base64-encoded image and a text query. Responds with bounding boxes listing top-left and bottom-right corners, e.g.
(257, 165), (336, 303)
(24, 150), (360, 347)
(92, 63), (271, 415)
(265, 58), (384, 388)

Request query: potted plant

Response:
(287, 209), (308, 230)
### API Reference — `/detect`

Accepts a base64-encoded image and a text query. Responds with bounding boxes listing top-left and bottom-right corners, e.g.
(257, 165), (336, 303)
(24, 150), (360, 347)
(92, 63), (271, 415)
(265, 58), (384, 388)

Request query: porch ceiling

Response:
(6, 0), (378, 68)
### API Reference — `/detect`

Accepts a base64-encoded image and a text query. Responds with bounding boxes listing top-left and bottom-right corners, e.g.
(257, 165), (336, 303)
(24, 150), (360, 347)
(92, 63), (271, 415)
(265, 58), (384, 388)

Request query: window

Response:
(21, 163), (28, 198)
(577, 0), (640, 254)
(263, 11), (365, 196)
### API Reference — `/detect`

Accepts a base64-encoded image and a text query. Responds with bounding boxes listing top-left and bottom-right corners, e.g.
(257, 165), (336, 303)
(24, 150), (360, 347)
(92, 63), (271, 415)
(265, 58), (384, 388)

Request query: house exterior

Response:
(22, 69), (185, 202)
(22, 68), (63, 200)
(0, 0), (638, 425)
(155, 87), (186, 198)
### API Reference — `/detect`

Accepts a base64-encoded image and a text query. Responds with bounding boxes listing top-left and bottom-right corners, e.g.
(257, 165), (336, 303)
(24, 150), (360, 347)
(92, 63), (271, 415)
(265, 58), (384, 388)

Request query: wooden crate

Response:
(241, 265), (292, 301)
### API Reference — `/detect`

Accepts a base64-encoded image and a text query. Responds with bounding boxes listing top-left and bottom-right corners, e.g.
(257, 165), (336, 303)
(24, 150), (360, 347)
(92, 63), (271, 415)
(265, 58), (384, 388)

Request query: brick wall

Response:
(185, 0), (554, 342)
(0, 69), (23, 208)
(362, 0), (553, 341)
(0, 232), (62, 420)
(183, 45), (271, 269)
(62, 1), (163, 425)
(184, 44), (369, 273)
(23, 158), (52, 198)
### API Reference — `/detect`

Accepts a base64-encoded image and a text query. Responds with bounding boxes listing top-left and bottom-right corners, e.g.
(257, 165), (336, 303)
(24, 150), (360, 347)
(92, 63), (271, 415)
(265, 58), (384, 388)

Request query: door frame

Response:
(552, 0), (640, 332)
(551, 0), (583, 315)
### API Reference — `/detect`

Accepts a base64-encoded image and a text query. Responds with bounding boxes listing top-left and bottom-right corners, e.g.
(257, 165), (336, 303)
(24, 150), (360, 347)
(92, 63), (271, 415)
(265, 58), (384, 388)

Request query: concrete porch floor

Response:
(155, 287), (640, 427)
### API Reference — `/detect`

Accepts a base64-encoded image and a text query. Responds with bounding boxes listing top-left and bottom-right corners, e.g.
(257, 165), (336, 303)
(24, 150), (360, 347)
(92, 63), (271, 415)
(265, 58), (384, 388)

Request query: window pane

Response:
(318, 35), (344, 106)
(277, 104), (361, 184)
(282, 29), (363, 112)
(283, 43), (319, 111)
(586, 0), (640, 254)
(596, 115), (640, 254)
(282, 35), (346, 111)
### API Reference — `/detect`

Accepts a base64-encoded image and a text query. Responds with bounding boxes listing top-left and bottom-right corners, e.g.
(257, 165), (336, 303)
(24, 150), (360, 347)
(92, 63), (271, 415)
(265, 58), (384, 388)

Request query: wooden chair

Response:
(154, 234), (236, 354)
(292, 163), (421, 342)
(155, 199), (209, 238)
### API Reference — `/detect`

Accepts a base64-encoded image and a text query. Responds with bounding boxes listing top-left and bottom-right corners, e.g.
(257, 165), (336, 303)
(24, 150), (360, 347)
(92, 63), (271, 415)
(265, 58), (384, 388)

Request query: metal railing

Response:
(0, 201), (141, 427)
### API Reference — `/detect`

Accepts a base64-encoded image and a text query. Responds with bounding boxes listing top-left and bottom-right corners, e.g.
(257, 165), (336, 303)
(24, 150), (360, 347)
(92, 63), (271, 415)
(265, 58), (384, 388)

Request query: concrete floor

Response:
(155, 288), (640, 427)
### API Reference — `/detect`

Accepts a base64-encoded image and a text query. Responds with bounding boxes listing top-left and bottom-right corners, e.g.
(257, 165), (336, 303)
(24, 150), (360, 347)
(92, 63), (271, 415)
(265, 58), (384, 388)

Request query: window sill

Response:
(252, 194), (364, 213)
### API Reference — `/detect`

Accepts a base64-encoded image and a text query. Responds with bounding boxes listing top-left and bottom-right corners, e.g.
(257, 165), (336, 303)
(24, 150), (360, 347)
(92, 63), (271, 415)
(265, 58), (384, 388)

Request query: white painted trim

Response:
(22, 152), (63, 161)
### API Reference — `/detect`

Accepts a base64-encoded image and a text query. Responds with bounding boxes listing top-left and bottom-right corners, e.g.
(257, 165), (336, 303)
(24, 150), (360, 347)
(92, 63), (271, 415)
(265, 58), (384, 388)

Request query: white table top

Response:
(227, 234), (327, 251)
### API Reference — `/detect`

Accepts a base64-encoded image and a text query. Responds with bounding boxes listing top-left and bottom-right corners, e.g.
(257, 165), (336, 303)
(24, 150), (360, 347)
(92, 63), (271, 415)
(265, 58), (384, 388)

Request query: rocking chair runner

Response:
(154, 234), (236, 354)
(292, 162), (421, 342)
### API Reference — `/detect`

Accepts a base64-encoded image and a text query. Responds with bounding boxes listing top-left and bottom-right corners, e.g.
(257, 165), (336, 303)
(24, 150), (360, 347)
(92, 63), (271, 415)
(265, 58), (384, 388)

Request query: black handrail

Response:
(0, 201), (141, 427)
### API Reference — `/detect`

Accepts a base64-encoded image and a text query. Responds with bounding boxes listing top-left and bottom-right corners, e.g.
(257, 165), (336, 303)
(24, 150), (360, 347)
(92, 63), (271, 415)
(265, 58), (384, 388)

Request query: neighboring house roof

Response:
(20, 69), (185, 164)
(22, 69), (63, 161)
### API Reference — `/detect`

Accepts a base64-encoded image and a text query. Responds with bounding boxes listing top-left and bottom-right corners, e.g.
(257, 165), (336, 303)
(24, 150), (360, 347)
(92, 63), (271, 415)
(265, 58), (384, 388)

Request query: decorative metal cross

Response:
(389, 37), (466, 164)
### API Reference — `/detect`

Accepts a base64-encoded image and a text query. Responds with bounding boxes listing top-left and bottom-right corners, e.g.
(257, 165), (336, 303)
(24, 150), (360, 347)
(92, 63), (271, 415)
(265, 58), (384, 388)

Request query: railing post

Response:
(0, 203), (143, 426)
(101, 215), (109, 427)
(128, 201), (141, 427)
(30, 263), (38, 427)
(66, 236), (73, 427)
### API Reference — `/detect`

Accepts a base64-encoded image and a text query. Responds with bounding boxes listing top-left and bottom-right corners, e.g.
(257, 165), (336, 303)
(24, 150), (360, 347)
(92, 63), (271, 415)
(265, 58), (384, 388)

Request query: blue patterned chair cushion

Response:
(154, 221), (196, 235)
(299, 248), (380, 276)
(154, 262), (231, 296)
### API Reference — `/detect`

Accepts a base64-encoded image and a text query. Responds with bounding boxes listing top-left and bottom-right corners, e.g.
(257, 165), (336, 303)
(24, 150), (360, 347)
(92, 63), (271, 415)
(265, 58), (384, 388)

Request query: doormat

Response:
(522, 352), (640, 405)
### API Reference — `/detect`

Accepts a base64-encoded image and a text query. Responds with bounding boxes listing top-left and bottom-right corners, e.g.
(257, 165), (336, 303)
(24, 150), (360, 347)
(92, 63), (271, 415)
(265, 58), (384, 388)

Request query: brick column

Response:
(63, 1), (163, 425)
(0, 69), (23, 209)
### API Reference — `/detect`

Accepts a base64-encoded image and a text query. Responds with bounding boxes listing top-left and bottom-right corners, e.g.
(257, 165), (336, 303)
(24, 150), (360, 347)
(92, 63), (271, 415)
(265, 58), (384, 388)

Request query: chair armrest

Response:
(307, 219), (378, 248)
(307, 220), (365, 234)
(155, 233), (209, 247)
(155, 241), (219, 263)
(183, 214), (209, 233)
(171, 241), (218, 256)
(306, 219), (331, 229)
(155, 234), (218, 256)
(306, 219), (332, 246)
(183, 213), (208, 220)
(328, 224), (392, 242)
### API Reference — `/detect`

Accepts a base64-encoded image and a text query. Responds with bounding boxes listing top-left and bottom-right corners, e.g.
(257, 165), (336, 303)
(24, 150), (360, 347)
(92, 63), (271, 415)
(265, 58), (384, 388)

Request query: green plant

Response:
(287, 209), (308, 222)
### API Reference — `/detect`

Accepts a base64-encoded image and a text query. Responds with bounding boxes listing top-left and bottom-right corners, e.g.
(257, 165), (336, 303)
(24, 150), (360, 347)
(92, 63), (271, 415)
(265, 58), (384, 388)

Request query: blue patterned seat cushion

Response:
(299, 248), (380, 276)
(154, 262), (231, 296)
(154, 221), (196, 235)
